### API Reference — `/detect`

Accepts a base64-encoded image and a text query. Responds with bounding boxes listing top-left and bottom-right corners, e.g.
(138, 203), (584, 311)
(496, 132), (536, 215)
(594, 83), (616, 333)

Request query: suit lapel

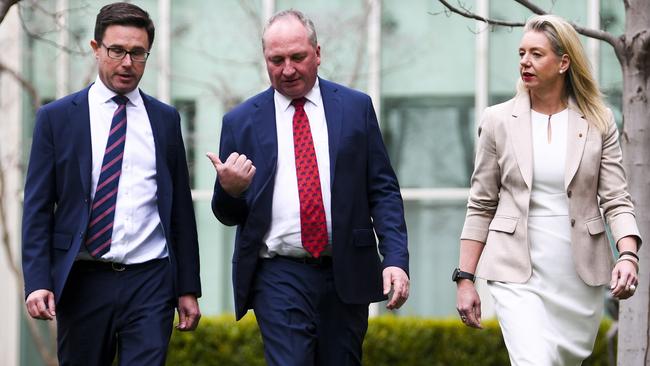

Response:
(319, 78), (342, 184)
(254, 80), (340, 188)
(140, 90), (166, 159)
(253, 88), (278, 180)
(508, 93), (533, 188)
(564, 99), (589, 189)
(140, 91), (174, 229)
(71, 86), (93, 196)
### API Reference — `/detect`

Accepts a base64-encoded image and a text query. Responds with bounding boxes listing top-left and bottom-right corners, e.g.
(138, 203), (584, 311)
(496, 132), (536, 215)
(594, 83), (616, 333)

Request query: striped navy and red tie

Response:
(85, 95), (129, 258)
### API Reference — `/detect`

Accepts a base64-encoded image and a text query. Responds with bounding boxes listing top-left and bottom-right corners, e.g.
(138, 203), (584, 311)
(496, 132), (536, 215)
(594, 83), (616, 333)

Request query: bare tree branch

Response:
(437, 0), (623, 58)
(437, 0), (524, 27)
(0, 60), (41, 110)
(345, 1), (371, 89)
(17, 0), (89, 55)
(0, 4), (57, 363)
(512, 0), (547, 15)
(0, 153), (57, 366)
(0, 168), (20, 279)
(512, 0), (622, 49)
(238, 0), (263, 41)
(0, 0), (20, 24)
(24, 317), (58, 366)
(571, 25), (622, 51)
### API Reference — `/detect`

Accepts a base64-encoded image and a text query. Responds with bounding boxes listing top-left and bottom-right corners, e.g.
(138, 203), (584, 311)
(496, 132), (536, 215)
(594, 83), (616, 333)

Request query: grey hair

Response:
(262, 9), (318, 49)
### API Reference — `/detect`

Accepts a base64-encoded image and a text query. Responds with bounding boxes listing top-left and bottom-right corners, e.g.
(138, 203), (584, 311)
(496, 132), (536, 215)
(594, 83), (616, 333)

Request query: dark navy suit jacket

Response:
(212, 78), (408, 319)
(22, 86), (201, 303)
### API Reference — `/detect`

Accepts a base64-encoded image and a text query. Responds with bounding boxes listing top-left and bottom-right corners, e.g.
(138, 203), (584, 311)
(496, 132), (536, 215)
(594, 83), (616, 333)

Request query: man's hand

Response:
(25, 289), (56, 320)
(176, 294), (201, 331)
(383, 266), (409, 310)
(206, 152), (255, 197)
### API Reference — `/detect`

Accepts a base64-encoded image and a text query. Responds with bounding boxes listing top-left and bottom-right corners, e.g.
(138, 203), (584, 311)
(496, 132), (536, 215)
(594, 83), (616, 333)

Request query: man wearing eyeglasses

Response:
(21, 3), (201, 365)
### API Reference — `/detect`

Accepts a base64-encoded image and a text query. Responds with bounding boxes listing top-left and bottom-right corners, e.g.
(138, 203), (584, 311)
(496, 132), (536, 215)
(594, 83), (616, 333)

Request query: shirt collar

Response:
(93, 75), (143, 107)
(275, 77), (322, 112)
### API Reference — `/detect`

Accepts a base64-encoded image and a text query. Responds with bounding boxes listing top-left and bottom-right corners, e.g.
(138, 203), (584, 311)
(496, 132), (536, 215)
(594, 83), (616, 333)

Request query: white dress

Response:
(487, 109), (604, 366)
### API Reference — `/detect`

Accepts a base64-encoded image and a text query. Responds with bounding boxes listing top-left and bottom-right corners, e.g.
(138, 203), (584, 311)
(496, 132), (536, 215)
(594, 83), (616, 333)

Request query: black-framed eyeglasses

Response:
(102, 43), (150, 62)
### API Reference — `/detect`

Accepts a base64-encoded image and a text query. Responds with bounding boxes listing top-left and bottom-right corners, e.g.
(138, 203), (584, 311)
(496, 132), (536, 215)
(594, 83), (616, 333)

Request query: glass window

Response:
(382, 97), (475, 188)
(174, 99), (197, 187)
(381, 96), (476, 316)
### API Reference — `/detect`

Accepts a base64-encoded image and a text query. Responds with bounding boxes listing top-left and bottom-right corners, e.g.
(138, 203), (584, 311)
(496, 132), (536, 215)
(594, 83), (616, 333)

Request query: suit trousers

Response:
(252, 256), (369, 366)
(56, 258), (175, 366)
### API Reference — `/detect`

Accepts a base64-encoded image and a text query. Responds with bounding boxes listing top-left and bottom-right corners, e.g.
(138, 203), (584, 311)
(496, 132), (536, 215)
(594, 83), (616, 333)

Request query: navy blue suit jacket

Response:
(22, 86), (201, 303)
(212, 78), (408, 319)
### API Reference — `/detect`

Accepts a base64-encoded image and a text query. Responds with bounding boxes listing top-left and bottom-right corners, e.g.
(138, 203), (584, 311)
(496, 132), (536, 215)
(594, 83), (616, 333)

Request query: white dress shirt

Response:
(80, 76), (168, 264)
(260, 79), (333, 258)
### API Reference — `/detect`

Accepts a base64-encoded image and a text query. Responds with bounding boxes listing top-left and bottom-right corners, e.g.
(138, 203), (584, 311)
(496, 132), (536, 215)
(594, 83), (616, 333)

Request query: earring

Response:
(559, 69), (564, 74)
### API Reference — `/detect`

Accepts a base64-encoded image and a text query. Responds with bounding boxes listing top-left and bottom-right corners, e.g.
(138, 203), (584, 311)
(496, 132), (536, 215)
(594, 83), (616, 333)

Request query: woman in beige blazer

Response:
(454, 15), (642, 365)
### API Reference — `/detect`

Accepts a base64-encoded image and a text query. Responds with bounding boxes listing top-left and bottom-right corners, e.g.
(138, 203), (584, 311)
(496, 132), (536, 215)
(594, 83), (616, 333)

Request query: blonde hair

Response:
(517, 14), (609, 134)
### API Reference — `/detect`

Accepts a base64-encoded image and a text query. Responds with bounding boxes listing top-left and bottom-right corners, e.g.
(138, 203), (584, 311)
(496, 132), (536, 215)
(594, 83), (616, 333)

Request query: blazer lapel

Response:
(71, 86), (93, 197)
(508, 93), (533, 188)
(140, 91), (166, 162)
(253, 88), (278, 184)
(319, 78), (342, 184)
(564, 98), (589, 189)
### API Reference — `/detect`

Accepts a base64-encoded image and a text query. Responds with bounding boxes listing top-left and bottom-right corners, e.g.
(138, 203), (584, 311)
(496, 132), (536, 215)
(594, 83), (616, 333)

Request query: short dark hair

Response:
(94, 2), (155, 49)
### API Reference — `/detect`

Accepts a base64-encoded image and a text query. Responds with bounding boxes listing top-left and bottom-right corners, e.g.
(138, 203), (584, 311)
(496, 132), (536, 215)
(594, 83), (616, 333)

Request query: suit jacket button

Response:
(570, 219), (576, 226)
(567, 190), (572, 198)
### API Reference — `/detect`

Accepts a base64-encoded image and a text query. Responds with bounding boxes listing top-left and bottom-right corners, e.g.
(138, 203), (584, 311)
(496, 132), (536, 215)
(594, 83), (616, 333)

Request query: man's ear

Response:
(90, 39), (100, 59)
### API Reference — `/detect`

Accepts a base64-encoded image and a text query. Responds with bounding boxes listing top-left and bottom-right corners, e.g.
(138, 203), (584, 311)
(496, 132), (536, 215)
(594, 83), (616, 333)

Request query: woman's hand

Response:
(610, 259), (638, 300)
(456, 280), (482, 328)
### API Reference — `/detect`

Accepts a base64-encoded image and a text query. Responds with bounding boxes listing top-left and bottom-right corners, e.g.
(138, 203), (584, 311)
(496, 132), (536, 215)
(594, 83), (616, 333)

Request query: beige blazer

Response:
(461, 93), (641, 286)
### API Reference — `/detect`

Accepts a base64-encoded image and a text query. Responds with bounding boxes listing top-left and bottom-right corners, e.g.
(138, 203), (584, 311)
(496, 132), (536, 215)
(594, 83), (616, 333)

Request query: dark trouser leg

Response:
(57, 264), (119, 366)
(56, 259), (175, 366)
(252, 257), (370, 366)
(316, 270), (369, 366)
(252, 258), (323, 366)
(116, 260), (175, 366)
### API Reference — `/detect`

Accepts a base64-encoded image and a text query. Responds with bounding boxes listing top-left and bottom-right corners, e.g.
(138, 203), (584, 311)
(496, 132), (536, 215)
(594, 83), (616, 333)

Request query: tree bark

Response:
(617, 1), (650, 365)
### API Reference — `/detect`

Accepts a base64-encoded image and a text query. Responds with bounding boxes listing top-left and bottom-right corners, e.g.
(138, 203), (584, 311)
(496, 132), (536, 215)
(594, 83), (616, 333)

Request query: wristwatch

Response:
(452, 267), (475, 283)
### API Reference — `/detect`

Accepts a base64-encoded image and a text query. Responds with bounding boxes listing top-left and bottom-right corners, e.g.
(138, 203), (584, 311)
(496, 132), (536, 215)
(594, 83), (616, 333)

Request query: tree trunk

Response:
(617, 1), (650, 365)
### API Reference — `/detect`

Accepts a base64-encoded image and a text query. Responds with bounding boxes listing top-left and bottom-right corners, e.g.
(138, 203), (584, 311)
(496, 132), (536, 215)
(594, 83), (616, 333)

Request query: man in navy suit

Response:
(207, 9), (409, 365)
(22, 3), (201, 365)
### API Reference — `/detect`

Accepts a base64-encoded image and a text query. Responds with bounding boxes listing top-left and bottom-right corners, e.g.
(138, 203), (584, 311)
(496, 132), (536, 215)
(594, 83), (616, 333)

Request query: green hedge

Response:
(168, 315), (613, 365)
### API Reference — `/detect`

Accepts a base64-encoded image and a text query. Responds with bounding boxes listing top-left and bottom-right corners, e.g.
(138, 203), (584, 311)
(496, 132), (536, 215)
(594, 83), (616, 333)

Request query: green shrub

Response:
(167, 315), (264, 366)
(167, 315), (613, 365)
(362, 317), (509, 365)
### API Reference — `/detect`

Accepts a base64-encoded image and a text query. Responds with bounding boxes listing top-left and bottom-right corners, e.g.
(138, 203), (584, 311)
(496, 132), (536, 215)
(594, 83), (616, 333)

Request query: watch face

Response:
(452, 268), (474, 282)
(452, 268), (460, 281)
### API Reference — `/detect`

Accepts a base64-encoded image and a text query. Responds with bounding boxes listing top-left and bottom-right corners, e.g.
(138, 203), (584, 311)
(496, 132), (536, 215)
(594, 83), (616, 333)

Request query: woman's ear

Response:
(559, 54), (570, 74)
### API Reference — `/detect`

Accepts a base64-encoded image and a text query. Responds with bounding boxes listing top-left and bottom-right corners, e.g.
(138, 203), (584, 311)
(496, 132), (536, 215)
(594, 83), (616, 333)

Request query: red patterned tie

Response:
(292, 97), (328, 258)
